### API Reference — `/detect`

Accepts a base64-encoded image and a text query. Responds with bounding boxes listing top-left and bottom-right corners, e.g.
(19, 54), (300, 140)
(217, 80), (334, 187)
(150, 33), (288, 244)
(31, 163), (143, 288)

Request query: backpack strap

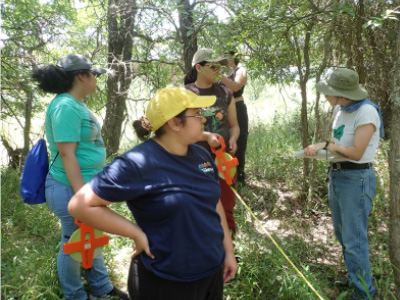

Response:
(36, 151), (59, 196)
(49, 152), (59, 171)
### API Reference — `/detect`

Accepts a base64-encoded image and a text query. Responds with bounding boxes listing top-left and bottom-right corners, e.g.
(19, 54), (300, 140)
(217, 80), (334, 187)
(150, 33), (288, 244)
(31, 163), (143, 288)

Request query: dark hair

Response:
(184, 61), (207, 85)
(228, 51), (240, 66)
(32, 64), (90, 94)
(133, 118), (153, 141)
(133, 110), (188, 141)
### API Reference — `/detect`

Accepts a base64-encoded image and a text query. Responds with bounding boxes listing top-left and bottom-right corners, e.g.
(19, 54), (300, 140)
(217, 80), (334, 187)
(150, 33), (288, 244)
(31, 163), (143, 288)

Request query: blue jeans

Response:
(45, 175), (113, 300)
(328, 168), (376, 299)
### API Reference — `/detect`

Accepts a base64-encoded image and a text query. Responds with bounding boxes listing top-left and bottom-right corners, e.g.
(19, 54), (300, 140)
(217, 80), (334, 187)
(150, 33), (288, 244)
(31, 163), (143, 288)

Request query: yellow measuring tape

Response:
(230, 186), (326, 300)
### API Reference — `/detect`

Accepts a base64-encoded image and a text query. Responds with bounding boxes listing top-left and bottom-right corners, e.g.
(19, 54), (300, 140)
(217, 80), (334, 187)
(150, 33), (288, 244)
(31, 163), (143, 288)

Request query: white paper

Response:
(293, 150), (337, 160)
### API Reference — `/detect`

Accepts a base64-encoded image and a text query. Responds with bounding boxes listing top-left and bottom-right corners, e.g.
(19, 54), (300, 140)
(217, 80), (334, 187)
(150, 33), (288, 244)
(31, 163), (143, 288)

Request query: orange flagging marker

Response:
(63, 219), (109, 269)
(211, 137), (238, 186)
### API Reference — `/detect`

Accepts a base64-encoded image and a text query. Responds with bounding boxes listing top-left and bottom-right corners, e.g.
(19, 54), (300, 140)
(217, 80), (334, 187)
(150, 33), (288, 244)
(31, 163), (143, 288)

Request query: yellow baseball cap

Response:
(146, 87), (216, 131)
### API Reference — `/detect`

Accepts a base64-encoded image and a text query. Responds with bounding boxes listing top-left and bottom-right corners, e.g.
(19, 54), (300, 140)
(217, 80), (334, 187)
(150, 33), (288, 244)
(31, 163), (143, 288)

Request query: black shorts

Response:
(128, 256), (224, 300)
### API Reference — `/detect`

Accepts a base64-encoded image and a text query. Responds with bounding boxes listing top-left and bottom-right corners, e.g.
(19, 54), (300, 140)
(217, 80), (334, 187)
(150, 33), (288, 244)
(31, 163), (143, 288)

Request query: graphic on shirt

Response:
(198, 161), (214, 173)
(185, 82), (231, 143)
(334, 125), (345, 140)
(89, 112), (105, 148)
(215, 113), (223, 120)
(202, 110), (215, 118)
(204, 98), (227, 134)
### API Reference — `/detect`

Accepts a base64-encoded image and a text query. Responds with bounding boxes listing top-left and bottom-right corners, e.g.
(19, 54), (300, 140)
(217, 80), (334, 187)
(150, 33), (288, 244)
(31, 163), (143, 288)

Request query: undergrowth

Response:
(1, 110), (395, 299)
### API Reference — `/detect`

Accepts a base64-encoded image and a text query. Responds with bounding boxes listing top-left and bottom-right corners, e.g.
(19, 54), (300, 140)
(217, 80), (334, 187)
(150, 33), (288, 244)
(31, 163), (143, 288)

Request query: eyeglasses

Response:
(91, 71), (100, 78)
(179, 111), (207, 120)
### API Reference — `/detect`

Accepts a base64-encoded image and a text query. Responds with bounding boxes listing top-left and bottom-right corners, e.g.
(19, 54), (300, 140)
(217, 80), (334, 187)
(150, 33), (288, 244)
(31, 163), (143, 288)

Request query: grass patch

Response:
(1, 168), (133, 299)
(1, 106), (395, 299)
(1, 168), (62, 299)
(223, 109), (394, 299)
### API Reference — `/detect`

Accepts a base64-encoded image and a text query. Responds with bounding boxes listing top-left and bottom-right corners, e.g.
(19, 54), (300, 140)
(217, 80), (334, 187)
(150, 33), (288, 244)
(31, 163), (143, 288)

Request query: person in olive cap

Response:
(304, 68), (384, 299)
(184, 48), (240, 237)
(68, 87), (237, 300)
(32, 54), (129, 300)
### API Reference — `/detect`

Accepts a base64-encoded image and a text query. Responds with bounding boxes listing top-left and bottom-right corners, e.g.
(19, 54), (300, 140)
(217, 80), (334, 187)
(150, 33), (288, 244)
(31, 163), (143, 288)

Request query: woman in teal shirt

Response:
(33, 54), (128, 300)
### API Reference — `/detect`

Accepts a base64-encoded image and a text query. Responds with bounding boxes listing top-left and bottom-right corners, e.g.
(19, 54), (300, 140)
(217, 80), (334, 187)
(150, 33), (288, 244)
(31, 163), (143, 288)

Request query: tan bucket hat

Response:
(316, 68), (368, 101)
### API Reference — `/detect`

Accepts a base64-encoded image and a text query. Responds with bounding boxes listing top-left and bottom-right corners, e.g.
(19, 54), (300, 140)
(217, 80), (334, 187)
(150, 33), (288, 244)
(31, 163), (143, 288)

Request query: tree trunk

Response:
(177, 0), (197, 74)
(364, 11), (392, 139)
(353, 0), (366, 83)
(290, 22), (313, 200)
(102, 0), (137, 157)
(1, 135), (22, 169)
(365, 23), (392, 139)
(23, 90), (33, 157)
(389, 21), (400, 300)
(308, 31), (330, 204)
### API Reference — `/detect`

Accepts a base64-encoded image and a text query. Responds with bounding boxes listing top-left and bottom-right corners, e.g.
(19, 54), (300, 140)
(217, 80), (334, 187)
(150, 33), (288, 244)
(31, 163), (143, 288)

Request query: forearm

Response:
(326, 143), (362, 161)
(200, 131), (212, 142)
(69, 184), (154, 259)
(310, 124), (374, 161)
(75, 205), (142, 239)
(220, 75), (241, 92)
(69, 184), (143, 240)
(62, 154), (85, 192)
(229, 125), (240, 143)
(312, 141), (363, 161)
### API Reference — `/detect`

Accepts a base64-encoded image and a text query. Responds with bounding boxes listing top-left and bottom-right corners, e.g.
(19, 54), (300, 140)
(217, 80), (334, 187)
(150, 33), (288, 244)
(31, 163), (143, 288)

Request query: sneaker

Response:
(333, 277), (349, 287)
(90, 287), (130, 300)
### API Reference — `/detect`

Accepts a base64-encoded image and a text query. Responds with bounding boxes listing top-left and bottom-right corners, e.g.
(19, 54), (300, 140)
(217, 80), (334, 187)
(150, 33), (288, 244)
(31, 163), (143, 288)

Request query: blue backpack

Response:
(20, 139), (58, 204)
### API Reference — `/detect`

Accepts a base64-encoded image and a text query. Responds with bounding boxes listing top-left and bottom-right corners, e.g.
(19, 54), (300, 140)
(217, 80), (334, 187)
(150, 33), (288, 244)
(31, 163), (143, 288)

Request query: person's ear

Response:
(195, 63), (203, 72)
(76, 73), (87, 83)
(166, 117), (182, 131)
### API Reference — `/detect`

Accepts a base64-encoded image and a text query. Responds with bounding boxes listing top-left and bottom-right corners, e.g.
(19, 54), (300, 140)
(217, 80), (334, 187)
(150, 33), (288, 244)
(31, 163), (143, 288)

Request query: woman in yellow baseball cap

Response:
(68, 87), (237, 300)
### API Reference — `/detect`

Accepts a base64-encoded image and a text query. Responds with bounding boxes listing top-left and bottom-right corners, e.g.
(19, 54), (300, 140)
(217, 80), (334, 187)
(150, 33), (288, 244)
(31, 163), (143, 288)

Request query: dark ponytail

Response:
(133, 117), (153, 141)
(184, 67), (197, 85)
(133, 110), (188, 141)
(32, 64), (89, 94)
(184, 61), (207, 85)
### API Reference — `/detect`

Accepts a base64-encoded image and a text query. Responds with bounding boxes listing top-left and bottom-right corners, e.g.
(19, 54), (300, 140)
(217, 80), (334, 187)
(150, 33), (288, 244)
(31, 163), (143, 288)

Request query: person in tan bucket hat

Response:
(68, 87), (237, 300)
(305, 68), (384, 299)
(315, 68), (368, 100)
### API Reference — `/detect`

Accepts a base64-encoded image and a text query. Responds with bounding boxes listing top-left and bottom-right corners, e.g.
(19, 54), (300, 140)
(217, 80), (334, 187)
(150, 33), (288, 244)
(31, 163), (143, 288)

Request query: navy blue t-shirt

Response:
(90, 139), (225, 282)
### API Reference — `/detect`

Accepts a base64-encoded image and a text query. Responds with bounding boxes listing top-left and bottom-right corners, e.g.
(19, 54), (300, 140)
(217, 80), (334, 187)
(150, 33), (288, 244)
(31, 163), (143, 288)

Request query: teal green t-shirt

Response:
(45, 93), (106, 185)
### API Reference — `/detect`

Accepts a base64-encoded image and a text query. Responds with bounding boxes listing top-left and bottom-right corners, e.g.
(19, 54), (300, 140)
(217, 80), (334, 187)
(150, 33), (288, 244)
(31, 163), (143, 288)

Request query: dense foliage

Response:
(1, 0), (399, 298)
(1, 108), (395, 299)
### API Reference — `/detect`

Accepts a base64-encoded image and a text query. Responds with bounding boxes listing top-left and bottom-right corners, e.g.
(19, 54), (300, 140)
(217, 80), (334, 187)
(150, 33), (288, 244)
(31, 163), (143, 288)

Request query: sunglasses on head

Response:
(91, 71), (100, 78)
